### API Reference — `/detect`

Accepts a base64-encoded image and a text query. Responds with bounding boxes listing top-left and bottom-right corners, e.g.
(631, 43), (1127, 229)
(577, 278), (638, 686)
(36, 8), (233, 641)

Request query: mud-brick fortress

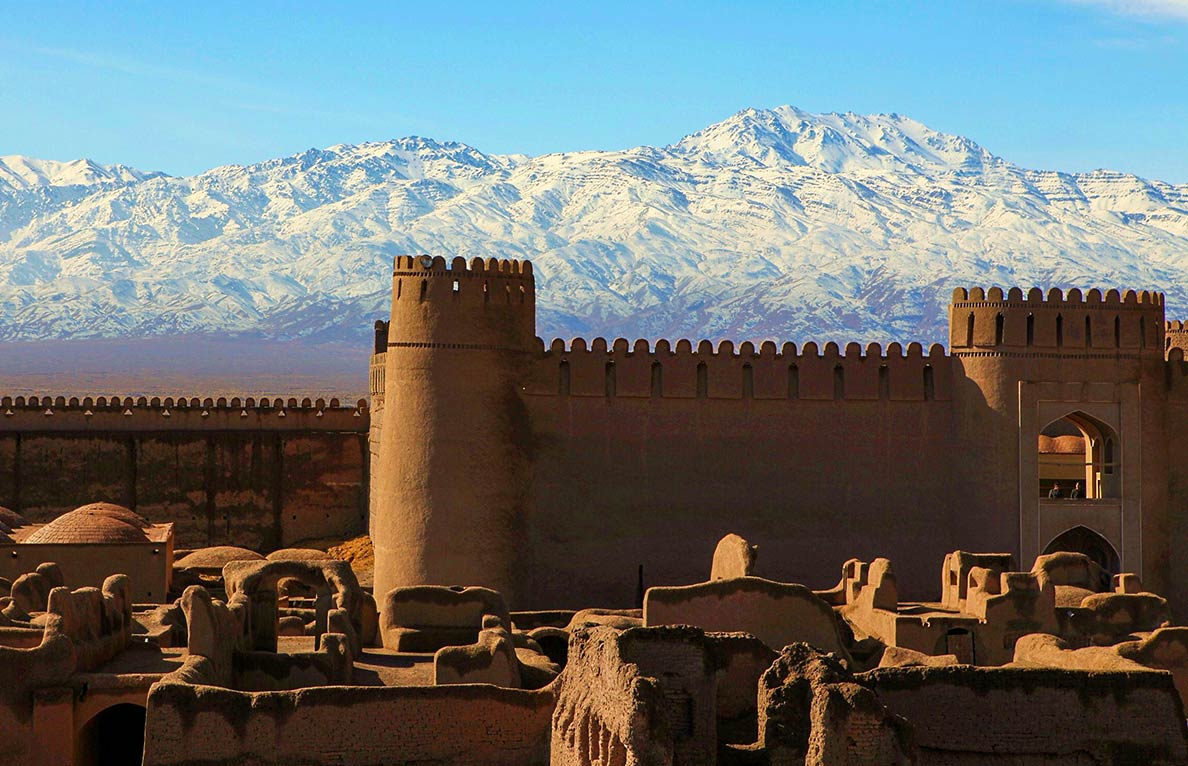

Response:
(369, 254), (1188, 612)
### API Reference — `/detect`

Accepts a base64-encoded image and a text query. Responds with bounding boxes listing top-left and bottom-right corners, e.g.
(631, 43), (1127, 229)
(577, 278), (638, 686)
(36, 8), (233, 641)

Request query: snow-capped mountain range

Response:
(2, 105), (1186, 347)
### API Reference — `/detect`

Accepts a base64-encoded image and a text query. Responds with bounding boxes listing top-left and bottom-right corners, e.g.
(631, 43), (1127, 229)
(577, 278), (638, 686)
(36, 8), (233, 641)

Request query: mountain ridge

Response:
(1, 106), (1186, 347)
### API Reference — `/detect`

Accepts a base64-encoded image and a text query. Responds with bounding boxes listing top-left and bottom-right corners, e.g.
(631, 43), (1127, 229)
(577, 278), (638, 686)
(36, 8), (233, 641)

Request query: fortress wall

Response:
(142, 681), (556, 766)
(521, 342), (970, 608)
(0, 398), (368, 552)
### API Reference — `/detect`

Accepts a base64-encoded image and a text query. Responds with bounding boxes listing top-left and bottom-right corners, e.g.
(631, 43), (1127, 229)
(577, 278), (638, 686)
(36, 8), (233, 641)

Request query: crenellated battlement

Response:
(385, 254), (536, 350)
(0, 394), (368, 433)
(949, 286), (1165, 353)
(952, 287), (1164, 308)
(1166, 321), (1188, 358)
(523, 336), (951, 401)
(392, 254), (534, 277)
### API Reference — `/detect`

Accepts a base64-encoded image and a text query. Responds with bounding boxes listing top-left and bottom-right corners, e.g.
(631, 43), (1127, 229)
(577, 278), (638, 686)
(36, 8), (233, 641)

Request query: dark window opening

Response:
(995, 313), (1005, 345)
(788, 365), (799, 399)
(559, 361), (571, 396)
(1114, 315), (1121, 347)
(1056, 314), (1064, 347)
(605, 362), (616, 398)
(650, 361), (662, 397)
(966, 312), (975, 346)
(923, 365), (935, 400)
(742, 363), (754, 399)
(1085, 315), (1093, 347)
(878, 364), (890, 400)
(1026, 313), (1035, 346)
(696, 362), (708, 399)
(833, 365), (845, 400)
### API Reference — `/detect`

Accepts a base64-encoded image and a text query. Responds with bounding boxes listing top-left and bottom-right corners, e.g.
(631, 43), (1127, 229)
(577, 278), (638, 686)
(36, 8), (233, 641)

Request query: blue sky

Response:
(0, 0), (1185, 181)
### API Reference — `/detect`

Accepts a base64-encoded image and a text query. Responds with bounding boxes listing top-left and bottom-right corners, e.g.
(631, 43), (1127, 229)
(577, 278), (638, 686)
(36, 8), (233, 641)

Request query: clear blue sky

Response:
(1, 0), (1185, 181)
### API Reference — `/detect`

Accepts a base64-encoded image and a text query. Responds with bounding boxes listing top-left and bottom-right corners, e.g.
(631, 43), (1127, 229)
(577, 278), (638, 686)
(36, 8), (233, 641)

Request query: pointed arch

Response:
(1042, 526), (1120, 575)
(1039, 410), (1120, 499)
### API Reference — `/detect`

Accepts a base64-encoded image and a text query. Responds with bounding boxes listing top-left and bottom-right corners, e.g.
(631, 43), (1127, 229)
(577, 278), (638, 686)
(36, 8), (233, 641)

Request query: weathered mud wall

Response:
(0, 397), (368, 551)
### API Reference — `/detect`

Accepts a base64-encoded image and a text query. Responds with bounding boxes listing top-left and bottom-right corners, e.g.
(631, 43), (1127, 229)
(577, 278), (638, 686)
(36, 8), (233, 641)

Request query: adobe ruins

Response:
(4, 254), (1188, 765)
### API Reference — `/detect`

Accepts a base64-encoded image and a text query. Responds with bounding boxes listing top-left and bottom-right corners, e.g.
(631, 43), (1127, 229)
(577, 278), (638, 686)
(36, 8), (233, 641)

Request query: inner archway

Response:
(1037, 411), (1119, 499)
(76, 703), (146, 766)
(1043, 526), (1120, 575)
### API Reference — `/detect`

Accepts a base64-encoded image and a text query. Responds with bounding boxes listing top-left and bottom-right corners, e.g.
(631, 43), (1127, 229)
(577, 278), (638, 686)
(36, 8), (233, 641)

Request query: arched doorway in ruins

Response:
(76, 702), (146, 766)
(1037, 411), (1119, 500)
(1042, 526), (1121, 575)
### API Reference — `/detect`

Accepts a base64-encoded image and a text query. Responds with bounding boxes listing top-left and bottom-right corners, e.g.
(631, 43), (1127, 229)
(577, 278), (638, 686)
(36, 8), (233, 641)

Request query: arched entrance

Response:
(1037, 411), (1119, 500)
(76, 703), (146, 766)
(1043, 526), (1120, 575)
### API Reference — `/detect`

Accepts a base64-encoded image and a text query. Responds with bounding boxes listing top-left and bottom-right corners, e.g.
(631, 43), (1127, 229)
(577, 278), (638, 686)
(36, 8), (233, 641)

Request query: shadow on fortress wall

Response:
(0, 335), (370, 400)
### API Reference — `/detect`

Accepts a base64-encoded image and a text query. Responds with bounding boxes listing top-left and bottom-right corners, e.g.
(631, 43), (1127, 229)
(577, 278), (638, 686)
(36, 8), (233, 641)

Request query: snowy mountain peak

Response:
(671, 106), (997, 175)
(0, 105), (1185, 346)
(0, 155), (164, 191)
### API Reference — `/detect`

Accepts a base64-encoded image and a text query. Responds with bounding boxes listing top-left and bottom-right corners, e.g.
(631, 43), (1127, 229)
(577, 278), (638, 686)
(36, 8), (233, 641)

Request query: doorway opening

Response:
(76, 703), (146, 766)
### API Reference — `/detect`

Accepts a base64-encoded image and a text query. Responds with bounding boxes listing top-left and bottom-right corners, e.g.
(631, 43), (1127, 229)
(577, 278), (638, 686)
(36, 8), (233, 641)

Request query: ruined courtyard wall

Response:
(866, 665), (1188, 765)
(0, 397), (368, 552)
(142, 680), (556, 766)
(520, 339), (974, 609)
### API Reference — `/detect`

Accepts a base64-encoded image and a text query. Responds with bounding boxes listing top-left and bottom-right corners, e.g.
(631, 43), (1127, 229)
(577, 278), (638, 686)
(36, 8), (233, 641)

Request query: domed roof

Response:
(176, 546), (265, 569)
(24, 504), (150, 544)
(0, 506), (30, 530)
(267, 548), (333, 562)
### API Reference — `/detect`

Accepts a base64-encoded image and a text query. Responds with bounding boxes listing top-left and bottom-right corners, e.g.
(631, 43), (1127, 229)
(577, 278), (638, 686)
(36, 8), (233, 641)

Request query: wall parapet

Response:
(0, 394), (368, 433)
(949, 286), (1166, 352)
(952, 286), (1164, 307)
(525, 336), (952, 401)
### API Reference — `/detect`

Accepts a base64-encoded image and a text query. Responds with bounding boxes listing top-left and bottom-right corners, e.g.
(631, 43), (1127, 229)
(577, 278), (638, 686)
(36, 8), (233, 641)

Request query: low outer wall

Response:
(143, 680), (556, 766)
(0, 412), (367, 551)
(866, 665), (1188, 765)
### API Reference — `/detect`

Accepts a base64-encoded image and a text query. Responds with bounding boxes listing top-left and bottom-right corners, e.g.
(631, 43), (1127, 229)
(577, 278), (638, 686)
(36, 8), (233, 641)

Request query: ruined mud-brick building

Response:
(369, 255), (1188, 611)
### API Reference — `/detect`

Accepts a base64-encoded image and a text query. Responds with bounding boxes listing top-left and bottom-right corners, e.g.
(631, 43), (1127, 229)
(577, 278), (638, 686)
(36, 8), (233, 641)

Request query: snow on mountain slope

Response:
(1, 107), (1186, 347)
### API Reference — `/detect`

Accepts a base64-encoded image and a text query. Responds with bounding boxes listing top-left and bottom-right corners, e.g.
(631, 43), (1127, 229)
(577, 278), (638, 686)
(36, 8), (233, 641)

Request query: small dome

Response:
(25, 505), (150, 544)
(176, 546), (265, 569)
(267, 548), (333, 562)
(0, 506), (30, 530)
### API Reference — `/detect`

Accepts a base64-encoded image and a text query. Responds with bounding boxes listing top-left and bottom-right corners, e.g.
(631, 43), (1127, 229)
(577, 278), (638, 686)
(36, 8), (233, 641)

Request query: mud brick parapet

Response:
(949, 286), (1166, 354)
(526, 337), (952, 401)
(0, 394), (368, 433)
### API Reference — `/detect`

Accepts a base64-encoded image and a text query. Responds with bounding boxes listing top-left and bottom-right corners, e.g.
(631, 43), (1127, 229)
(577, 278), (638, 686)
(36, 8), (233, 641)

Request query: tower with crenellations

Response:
(947, 287), (1171, 598)
(371, 255), (536, 604)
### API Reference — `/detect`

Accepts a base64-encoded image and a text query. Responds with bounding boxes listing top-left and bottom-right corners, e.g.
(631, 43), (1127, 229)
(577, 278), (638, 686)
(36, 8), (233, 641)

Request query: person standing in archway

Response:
(1048, 483), (1063, 499)
(1069, 482), (1083, 499)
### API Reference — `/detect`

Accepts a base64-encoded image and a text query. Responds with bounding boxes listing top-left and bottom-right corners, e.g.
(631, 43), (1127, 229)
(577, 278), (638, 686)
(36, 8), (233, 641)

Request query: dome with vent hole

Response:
(24, 504), (150, 544)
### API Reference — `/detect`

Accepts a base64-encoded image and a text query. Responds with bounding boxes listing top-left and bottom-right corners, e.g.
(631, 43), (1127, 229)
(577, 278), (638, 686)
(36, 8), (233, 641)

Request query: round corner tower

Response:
(372, 254), (536, 606)
(946, 286), (1168, 592)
